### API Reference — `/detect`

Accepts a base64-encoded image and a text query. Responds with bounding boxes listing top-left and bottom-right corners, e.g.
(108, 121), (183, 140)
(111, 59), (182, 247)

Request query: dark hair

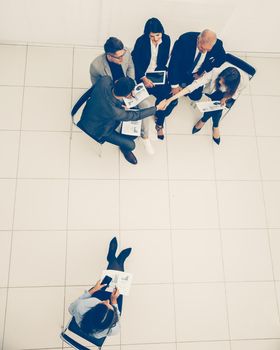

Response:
(114, 77), (136, 97)
(80, 303), (118, 335)
(144, 18), (164, 35)
(215, 67), (241, 98)
(104, 37), (124, 54)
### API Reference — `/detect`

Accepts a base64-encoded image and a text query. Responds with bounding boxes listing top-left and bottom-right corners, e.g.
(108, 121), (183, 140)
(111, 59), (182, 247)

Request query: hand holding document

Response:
(196, 100), (225, 113)
(101, 270), (133, 296)
(123, 83), (149, 108)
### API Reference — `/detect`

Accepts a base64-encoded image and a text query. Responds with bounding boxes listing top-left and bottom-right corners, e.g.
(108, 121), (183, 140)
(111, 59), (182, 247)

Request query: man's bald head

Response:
(197, 29), (217, 53)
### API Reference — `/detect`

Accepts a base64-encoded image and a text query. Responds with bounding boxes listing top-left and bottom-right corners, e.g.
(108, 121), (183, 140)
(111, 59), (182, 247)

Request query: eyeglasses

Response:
(109, 49), (127, 60)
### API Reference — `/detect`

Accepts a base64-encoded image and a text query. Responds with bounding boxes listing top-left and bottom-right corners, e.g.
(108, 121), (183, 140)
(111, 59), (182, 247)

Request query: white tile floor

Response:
(1, 44), (280, 350)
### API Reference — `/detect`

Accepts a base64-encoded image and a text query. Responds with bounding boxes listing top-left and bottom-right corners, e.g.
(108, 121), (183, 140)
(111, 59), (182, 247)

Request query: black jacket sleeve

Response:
(131, 36), (149, 82)
(156, 35), (171, 70)
(167, 38), (184, 85)
(198, 39), (226, 75)
(116, 106), (157, 122)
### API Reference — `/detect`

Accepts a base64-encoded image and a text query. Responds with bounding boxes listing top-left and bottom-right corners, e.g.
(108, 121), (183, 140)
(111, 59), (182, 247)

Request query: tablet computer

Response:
(145, 71), (166, 85)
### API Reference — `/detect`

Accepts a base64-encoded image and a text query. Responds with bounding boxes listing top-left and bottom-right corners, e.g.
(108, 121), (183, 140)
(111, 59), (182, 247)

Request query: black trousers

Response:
(201, 110), (223, 127)
(103, 131), (137, 153)
(147, 84), (178, 127)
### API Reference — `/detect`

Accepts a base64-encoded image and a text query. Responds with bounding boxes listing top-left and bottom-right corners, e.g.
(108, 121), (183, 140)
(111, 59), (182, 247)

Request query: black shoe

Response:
(155, 125), (164, 140)
(192, 125), (202, 134)
(117, 248), (132, 264)
(212, 128), (221, 145)
(122, 151), (137, 165)
(212, 136), (221, 145)
(107, 237), (118, 262)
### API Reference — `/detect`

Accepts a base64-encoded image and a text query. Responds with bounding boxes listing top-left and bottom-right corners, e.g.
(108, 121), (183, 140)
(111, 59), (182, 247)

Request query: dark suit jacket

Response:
(77, 76), (156, 143)
(131, 34), (171, 83)
(168, 32), (226, 86)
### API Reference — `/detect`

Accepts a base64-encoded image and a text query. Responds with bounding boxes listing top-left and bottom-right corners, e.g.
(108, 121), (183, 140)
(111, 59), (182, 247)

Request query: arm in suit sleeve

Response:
(158, 35), (171, 69)
(116, 106), (156, 122)
(168, 39), (183, 86)
(167, 71), (213, 101)
(89, 59), (101, 85)
(131, 37), (146, 81)
(126, 50), (136, 80)
(200, 40), (226, 74)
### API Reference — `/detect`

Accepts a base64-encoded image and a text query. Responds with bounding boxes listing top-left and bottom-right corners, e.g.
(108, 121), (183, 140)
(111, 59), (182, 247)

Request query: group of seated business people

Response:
(76, 17), (246, 165)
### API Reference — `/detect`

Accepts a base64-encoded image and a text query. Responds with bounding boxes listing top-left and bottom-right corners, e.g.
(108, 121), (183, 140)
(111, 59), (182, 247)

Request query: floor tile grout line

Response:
(212, 114), (233, 349)
(60, 47), (75, 347)
(14, 337), (280, 350)
(249, 77), (280, 329)
(2, 227), (280, 232)
(2, 41), (280, 55)
(3, 129), (280, 139)
(5, 178), (280, 182)
(165, 131), (179, 349)
(1, 44), (29, 350)
(5, 280), (280, 289)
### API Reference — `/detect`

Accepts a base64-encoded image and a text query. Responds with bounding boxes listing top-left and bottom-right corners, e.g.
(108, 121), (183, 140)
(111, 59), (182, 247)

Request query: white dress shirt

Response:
(192, 48), (207, 73)
(146, 39), (162, 73)
(68, 291), (121, 338)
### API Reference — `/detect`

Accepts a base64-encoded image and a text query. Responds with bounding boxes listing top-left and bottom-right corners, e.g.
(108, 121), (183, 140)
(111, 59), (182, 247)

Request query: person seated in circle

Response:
(68, 237), (131, 338)
(131, 17), (177, 140)
(165, 66), (246, 144)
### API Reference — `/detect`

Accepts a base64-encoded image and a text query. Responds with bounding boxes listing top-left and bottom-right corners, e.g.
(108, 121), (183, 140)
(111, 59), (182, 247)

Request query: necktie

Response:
(192, 52), (202, 72)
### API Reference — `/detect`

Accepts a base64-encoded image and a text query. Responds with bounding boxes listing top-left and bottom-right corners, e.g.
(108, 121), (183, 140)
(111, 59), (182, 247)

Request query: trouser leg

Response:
(103, 131), (136, 153)
(211, 110), (223, 128)
(152, 84), (178, 127)
(137, 95), (156, 138)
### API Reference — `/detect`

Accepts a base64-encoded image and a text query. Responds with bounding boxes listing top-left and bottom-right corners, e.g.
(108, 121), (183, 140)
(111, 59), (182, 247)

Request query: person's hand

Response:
(142, 76), (154, 88)
(111, 287), (120, 304)
(122, 104), (129, 110)
(220, 97), (227, 106)
(156, 99), (167, 111)
(89, 280), (106, 295)
(171, 86), (182, 96)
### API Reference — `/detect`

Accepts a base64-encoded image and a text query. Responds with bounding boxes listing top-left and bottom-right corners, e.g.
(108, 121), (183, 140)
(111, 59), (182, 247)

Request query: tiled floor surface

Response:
(1, 44), (280, 350)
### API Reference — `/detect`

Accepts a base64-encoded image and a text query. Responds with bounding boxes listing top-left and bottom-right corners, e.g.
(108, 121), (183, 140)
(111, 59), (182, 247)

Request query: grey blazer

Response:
(89, 49), (135, 85)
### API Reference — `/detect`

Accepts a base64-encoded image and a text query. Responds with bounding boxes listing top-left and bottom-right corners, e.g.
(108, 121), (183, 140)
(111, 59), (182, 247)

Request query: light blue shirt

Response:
(68, 291), (120, 338)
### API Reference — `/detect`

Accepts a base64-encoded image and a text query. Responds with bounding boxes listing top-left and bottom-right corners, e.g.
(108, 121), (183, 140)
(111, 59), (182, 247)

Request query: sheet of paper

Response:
(101, 269), (133, 296)
(123, 83), (149, 108)
(196, 100), (225, 113)
(121, 120), (142, 136)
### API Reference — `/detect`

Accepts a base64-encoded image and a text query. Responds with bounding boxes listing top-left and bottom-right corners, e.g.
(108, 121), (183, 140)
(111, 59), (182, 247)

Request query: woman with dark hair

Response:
(68, 237), (131, 338)
(132, 17), (177, 140)
(165, 66), (246, 144)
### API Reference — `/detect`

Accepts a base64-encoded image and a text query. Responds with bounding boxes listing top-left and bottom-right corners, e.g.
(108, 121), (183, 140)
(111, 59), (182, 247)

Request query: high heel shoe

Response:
(212, 128), (221, 145)
(155, 124), (164, 140)
(192, 125), (202, 134)
(212, 136), (221, 145)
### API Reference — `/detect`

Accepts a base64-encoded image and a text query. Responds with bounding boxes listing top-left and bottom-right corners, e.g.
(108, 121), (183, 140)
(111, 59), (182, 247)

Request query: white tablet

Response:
(145, 71), (166, 85)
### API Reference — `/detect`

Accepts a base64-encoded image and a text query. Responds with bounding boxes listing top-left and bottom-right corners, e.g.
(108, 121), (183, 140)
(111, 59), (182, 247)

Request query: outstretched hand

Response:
(89, 280), (107, 295)
(111, 287), (120, 304)
(156, 99), (168, 111)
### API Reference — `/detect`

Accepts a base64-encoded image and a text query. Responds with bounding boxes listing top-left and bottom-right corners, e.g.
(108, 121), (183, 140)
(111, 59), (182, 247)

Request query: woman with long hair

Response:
(165, 66), (245, 144)
(132, 17), (177, 140)
(68, 237), (131, 338)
